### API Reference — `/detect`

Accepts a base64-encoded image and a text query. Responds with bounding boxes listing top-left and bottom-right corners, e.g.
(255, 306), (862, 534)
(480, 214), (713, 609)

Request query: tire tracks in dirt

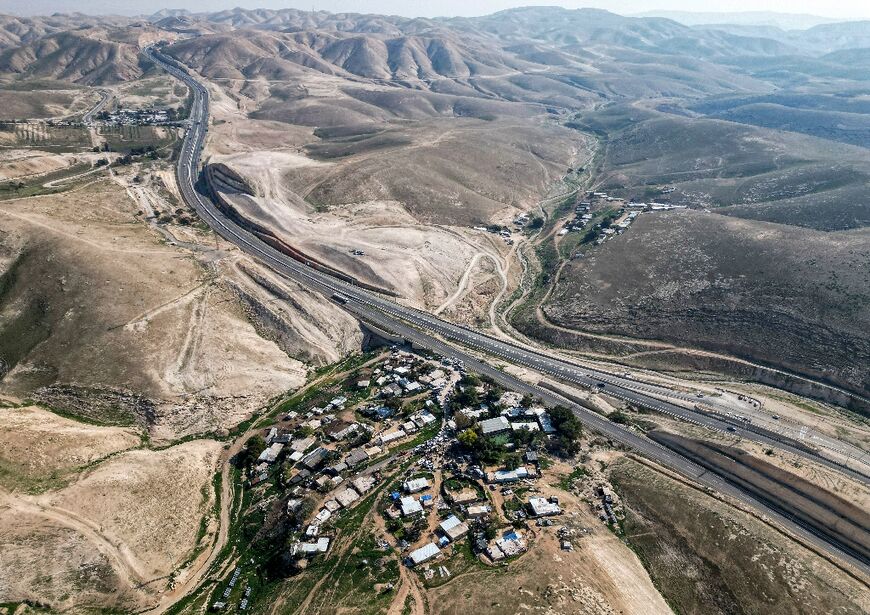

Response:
(0, 493), (150, 590)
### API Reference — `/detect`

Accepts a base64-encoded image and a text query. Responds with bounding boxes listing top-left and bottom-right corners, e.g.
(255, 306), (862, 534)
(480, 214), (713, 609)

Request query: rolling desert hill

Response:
(0, 13), (135, 50)
(0, 30), (145, 84)
(159, 7), (774, 101)
(153, 8), (870, 399)
(1, 6), (870, 615)
(535, 103), (870, 397)
(585, 104), (870, 231)
(0, 168), (361, 441)
(0, 5), (868, 396)
(0, 18), (174, 84)
(545, 210), (870, 397)
(163, 27), (531, 83)
(633, 10), (838, 30)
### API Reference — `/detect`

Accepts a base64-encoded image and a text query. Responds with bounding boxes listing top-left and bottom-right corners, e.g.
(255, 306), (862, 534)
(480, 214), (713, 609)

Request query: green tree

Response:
(453, 412), (475, 431)
(484, 384), (504, 406)
(553, 434), (581, 457)
(504, 453), (522, 471)
(548, 406), (582, 457)
(459, 373), (481, 387)
(452, 386), (480, 409)
(609, 410), (630, 425)
(458, 428), (478, 447)
(236, 434), (266, 467)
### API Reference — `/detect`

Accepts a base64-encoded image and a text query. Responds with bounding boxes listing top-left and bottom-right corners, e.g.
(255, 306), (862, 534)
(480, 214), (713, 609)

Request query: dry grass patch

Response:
(610, 457), (870, 615)
(0, 177), (308, 440)
(0, 404), (141, 492)
(46, 439), (223, 579)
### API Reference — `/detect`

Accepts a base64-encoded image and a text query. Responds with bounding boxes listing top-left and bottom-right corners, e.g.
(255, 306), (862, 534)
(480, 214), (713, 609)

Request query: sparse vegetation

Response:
(2, 6), (870, 614)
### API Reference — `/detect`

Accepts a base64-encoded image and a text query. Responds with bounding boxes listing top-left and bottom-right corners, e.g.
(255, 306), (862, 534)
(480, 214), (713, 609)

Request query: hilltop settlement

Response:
(208, 346), (624, 610)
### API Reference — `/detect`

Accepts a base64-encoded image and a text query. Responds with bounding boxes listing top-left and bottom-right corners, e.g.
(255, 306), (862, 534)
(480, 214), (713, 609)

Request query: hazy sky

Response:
(5, 0), (870, 20)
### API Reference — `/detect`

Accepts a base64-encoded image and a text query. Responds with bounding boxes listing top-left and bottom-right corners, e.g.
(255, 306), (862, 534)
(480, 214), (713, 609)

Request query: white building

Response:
(352, 475), (377, 494)
(511, 422), (540, 432)
(488, 466), (532, 484)
(439, 515), (470, 542)
(292, 537), (330, 556)
(467, 504), (491, 518)
(379, 429), (406, 445)
(480, 416), (511, 436)
(257, 442), (284, 464)
(400, 496), (424, 517)
(404, 477), (431, 493)
(528, 497), (561, 517)
(335, 487), (361, 508)
(315, 508), (332, 523)
(408, 542), (440, 566)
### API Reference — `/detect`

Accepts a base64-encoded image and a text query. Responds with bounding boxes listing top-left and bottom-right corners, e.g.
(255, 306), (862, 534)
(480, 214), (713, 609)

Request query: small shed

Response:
(480, 416), (511, 436)
(439, 515), (470, 542)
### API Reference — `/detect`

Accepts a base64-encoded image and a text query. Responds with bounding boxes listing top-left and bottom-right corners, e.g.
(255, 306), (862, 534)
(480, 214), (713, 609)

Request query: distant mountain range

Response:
(2, 6), (870, 85)
(633, 10), (839, 30)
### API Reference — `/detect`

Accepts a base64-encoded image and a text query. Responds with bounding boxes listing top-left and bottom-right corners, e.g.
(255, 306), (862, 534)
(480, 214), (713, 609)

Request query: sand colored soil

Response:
(426, 459), (673, 615)
(46, 439), (223, 578)
(199, 90), (548, 311)
(0, 506), (139, 611)
(0, 87), (96, 120)
(114, 75), (189, 109)
(0, 404), (140, 490)
(0, 150), (73, 181)
(0, 439), (222, 610)
(221, 186), (512, 309)
(0, 175), (308, 440)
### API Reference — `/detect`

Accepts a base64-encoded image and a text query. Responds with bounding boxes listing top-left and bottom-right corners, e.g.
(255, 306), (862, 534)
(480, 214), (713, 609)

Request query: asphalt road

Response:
(83, 89), (112, 125)
(143, 44), (870, 484)
(145, 46), (870, 575)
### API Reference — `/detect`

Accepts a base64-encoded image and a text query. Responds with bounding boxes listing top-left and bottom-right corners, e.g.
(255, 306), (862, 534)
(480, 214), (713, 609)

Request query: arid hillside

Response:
(545, 210), (870, 396)
(0, 19), (173, 84)
(0, 8), (869, 614)
(0, 403), (224, 611)
(2, 5), (868, 400)
(0, 148), (362, 441)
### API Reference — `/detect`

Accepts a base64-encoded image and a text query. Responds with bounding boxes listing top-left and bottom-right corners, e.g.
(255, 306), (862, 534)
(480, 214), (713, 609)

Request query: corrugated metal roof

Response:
(409, 542), (439, 564)
(440, 515), (462, 531)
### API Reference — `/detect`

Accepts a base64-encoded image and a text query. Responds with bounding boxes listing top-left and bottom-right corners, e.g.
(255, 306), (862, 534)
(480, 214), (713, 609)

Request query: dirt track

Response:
(0, 493), (147, 588)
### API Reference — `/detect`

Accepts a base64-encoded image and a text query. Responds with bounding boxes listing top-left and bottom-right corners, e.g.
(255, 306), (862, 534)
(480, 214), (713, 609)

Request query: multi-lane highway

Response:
(143, 44), (870, 483)
(145, 45), (870, 574)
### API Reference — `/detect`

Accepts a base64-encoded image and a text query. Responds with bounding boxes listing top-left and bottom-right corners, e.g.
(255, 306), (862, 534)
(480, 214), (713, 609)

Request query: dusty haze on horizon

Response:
(3, 0), (870, 21)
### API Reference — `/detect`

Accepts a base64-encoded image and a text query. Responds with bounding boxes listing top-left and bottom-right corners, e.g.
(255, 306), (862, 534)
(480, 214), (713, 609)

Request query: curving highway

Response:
(83, 89), (112, 126)
(145, 45), (870, 575)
